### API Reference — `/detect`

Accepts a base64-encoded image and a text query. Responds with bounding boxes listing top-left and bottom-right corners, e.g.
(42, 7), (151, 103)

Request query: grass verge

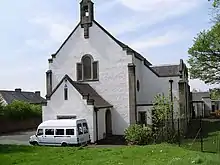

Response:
(0, 144), (220, 165)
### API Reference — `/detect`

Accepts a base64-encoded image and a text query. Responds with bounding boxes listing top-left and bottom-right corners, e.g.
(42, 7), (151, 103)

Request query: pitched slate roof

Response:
(151, 65), (180, 77)
(47, 75), (113, 109)
(0, 90), (47, 104)
(192, 92), (210, 102)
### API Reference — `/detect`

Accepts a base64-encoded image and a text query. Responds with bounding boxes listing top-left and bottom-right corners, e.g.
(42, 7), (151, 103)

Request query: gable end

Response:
(48, 22), (80, 60)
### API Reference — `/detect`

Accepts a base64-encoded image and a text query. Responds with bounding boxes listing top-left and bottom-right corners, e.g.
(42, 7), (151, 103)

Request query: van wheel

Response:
(32, 141), (38, 146)
(61, 142), (68, 147)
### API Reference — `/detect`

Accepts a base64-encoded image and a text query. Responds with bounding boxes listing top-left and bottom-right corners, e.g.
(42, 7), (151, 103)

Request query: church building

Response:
(42, 0), (191, 143)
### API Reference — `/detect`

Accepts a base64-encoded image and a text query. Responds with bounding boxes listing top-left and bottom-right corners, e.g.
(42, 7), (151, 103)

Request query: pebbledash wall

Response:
(43, 21), (133, 141)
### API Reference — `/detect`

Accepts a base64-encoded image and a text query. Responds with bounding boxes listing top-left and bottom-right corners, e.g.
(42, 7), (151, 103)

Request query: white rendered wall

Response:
(42, 80), (96, 143)
(134, 58), (180, 118)
(47, 22), (132, 135)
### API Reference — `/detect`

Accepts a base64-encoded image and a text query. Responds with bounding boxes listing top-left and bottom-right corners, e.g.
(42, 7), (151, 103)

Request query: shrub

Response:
(124, 124), (152, 145)
(2, 100), (42, 120)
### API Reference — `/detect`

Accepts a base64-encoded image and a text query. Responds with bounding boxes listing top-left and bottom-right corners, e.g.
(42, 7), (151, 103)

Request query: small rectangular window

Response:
(64, 88), (68, 100)
(138, 112), (147, 125)
(77, 123), (83, 135)
(66, 129), (74, 135)
(83, 123), (89, 133)
(77, 63), (83, 81)
(93, 61), (98, 79)
(37, 129), (43, 136)
(55, 129), (64, 135)
(45, 129), (54, 135)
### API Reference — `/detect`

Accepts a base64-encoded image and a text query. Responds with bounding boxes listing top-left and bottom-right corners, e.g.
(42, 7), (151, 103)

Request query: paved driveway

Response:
(0, 130), (36, 145)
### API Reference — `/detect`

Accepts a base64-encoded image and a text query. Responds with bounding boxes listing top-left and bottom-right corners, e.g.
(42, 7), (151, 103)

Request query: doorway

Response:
(105, 109), (112, 136)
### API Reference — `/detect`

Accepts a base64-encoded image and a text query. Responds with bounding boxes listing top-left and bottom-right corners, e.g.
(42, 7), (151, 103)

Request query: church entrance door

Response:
(105, 109), (112, 136)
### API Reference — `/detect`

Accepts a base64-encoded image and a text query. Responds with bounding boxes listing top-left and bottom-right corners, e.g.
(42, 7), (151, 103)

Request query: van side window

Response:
(45, 129), (54, 135)
(66, 129), (74, 135)
(77, 123), (83, 135)
(37, 129), (43, 136)
(56, 129), (64, 135)
(83, 123), (88, 133)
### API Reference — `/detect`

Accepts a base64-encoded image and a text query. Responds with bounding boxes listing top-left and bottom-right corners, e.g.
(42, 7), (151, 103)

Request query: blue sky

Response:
(0, 0), (217, 96)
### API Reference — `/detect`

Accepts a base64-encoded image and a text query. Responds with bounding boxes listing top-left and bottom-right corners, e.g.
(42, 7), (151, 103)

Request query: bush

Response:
(124, 124), (152, 145)
(2, 100), (42, 120)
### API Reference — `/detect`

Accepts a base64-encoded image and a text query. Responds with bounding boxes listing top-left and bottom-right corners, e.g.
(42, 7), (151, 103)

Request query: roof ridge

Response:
(0, 90), (35, 93)
(151, 64), (179, 67)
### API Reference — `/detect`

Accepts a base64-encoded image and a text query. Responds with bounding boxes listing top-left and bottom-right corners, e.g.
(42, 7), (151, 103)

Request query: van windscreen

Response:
(37, 129), (43, 136)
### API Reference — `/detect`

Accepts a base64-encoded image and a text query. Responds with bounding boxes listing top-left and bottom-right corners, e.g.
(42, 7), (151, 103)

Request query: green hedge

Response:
(1, 100), (42, 120)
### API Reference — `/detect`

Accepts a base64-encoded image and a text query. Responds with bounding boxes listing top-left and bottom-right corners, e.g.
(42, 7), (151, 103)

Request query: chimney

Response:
(35, 91), (41, 97)
(15, 88), (21, 92)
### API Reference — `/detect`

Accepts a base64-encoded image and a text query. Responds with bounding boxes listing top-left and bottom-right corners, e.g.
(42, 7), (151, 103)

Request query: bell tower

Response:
(80, 0), (94, 39)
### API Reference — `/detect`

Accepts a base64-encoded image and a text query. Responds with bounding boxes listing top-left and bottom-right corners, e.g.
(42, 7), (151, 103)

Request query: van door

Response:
(43, 129), (55, 145)
(83, 122), (89, 142)
(54, 129), (65, 145)
(77, 123), (84, 144)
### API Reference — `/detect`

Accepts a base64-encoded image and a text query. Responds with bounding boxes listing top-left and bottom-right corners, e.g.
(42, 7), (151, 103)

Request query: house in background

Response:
(42, 0), (192, 143)
(191, 91), (220, 118)
(0, 88), (47, 106)
(191, 92), (212, 118)
(211, 100), (220, 112)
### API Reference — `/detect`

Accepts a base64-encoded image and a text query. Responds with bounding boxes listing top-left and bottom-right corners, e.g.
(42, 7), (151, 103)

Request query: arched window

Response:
(76, 55), (99, 81)
(64, 84), (68, 100)
(82, 56), (92, 80)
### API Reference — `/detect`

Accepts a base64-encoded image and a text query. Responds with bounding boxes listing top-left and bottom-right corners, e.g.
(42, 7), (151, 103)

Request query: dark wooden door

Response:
(105, 109), (112, 136)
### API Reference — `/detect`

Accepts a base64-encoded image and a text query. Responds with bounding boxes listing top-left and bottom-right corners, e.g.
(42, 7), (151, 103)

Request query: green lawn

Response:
(0, 144), (219, 165)
(182, 119), (220, 153)
(182, 131), (220, 153)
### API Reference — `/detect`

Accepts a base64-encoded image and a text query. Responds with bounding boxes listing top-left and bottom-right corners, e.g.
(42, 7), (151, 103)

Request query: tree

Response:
(209, 0), (220, 7)
(210, 88), (220, 99)
(0, 97), (3, 107)
(188, 23), (220, 84)
(0, 97), (4, 117)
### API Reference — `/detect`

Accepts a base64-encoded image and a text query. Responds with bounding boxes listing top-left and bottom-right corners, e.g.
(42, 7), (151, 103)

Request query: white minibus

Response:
(29, 118), (90, 146)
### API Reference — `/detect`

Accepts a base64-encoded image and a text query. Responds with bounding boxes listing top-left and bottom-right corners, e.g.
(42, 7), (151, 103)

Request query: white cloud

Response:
(119, 0), (202, 12)
(29, 16), (74, 43)
(96, 0), (119, 12)
(108, 0), (204, 35)
(130, 26), (191, 50)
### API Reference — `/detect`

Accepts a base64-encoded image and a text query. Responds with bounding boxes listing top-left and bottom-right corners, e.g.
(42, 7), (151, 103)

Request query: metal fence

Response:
(183, 118), (220, 153)
(154, 117), (220, 153)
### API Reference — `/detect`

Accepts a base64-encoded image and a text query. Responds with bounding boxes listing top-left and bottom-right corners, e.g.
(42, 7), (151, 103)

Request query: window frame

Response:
(137, 80), (140, 92)
(55, 129), (64, 136)
(76, 55), (99, 82)
(76, 63), (83, 81)
(82, 55), (92, 80)
(37, 129), (43, 136)
(64, 84), (68, 100)
(66, 129), (75, 136)
(83, 123), (89, 134)
(45, 129), (54, 136)
(77, 123), (83, 135)
(138, 111), (147, 125)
